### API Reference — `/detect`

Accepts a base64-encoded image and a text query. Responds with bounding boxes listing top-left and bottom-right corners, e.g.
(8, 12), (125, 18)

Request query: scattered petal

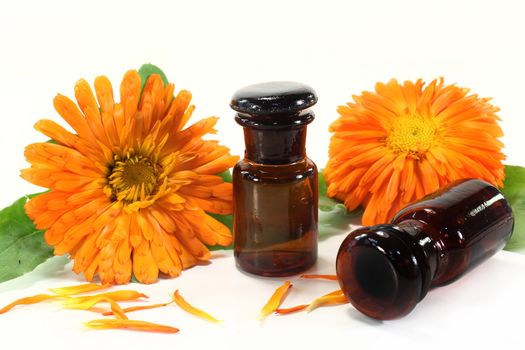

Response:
(103, 297), (128, 319)
(171, 290), (221, 323)
(62, 290), (147, 309)
(275, 304), (308, 315)
(49, 283), (111, 296)
(301, 274), (338, 281)
(258, 281), (292, 321)
(102, 302), (172, 316)
(85, 319), (179, 333)
(306, 289), (348, 312)
(0, 294), (57, 315)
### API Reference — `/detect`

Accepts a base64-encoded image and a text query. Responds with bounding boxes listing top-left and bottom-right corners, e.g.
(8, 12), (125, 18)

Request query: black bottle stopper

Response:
(230, 81), (318, 128)
(230, 82), (318, 164)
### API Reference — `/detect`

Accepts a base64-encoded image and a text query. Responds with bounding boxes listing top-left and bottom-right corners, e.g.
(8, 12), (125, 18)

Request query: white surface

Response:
(1, 0), (525, 348)
(1, 234), (525, 349)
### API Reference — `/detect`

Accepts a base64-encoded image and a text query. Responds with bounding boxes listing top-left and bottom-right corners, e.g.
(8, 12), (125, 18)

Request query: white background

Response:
(0, 0), (524, 348)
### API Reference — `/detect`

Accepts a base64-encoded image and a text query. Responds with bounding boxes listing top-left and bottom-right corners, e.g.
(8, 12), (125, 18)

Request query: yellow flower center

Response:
(386, 115), (437, 156)
(108, 154), (160, 203)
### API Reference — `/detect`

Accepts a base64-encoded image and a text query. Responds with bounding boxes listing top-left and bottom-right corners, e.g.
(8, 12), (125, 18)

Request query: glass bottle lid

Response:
(230, 81), (317, 115)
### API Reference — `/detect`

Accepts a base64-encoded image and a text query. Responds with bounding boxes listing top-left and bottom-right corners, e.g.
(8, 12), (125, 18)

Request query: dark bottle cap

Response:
(230, 81), (317, 115)
(230, 81), (317, 129)
(336, 225), (431, 320)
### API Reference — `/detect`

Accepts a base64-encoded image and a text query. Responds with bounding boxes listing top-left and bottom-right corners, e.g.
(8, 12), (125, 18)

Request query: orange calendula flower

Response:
(171, 290), (221, 323)
(85, 319), (179, 334)
(324, 78), (505, 225)
(258, 281), (292, 321)
(21, 69), (239, 284)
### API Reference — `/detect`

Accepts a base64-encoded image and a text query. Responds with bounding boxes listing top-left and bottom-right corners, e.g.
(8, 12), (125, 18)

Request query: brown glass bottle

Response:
(230, 82), (318, 277)
(336, 179), (514, 320)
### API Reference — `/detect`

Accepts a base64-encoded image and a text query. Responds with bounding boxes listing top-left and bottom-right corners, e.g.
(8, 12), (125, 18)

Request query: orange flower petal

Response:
(172, 290), (221, 323)
(85, 319), (179, 334)
(102, 302), (172, 316)
(306, 289), (348, 312)
(0, 294), (57, 315)
(258, 281), (292, 321)
(62, 290), (147, 309)
(300, 274), (338, 281)
(49, 283), (111, 296)
(275, 304), (308, 315)
(103, 297), (128, 320)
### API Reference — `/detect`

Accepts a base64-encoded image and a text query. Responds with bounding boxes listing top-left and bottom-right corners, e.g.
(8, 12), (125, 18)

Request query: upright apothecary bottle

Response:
(336, 179), (514, 320)
(230, 82), (318, 277)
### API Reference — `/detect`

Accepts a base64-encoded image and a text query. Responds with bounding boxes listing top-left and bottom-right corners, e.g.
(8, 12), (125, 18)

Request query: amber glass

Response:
(233, 155), (318, 276)
(336, 179), (514, 320)
(231, 82), (319, 277)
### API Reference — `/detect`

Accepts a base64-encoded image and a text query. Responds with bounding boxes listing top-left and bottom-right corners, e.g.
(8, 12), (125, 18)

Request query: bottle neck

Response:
(243, 126), (307, 165)
(396, 220), (440, 299)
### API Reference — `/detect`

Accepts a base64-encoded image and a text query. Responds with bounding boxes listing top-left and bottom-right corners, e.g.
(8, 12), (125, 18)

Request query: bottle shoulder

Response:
(234, 157), (317, 173)
(393, 208), (466, 246)
(234, 157), (317, 183)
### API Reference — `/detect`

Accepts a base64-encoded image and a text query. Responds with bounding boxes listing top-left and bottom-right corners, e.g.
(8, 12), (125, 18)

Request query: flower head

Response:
(22, 69), (239, 284)
(324, 78), (505, 225)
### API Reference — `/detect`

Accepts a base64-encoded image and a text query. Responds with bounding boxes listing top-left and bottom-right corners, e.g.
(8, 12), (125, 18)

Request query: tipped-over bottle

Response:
(336, 179), (514, 320)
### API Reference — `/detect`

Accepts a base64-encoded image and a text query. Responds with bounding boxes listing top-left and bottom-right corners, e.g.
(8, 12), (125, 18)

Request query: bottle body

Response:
(233, 157), (318, 276)
(392, 179), (514, 286)
(336, 179), (514, 320)
(230, 81), (320, 277)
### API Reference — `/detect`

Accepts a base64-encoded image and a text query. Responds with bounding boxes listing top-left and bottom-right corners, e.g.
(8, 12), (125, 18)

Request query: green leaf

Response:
(216, 170), (232, 183)
(318, 171), (361, 239)
(0, 195), (54, 283)
(138, 63), (169, 89)
(502, 165), (525, 251)
(207, 170), (234, 251)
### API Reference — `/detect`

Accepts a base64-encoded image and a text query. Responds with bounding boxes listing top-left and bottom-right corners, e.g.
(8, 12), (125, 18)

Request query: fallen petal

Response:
(172, 290), (221, 323)
(0, 294), (58, 315)
(62, 290), (147, 309)
(85, 319), (179, 333)
(301, 274), (338, 281)
(306, 289), (348, 312)
(105, 298), (128, 319)
(258, 281), (292, 321)
(275, 304), (308, 315)
(49, 283), (111, 296)
(102, 302), (172, 316)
